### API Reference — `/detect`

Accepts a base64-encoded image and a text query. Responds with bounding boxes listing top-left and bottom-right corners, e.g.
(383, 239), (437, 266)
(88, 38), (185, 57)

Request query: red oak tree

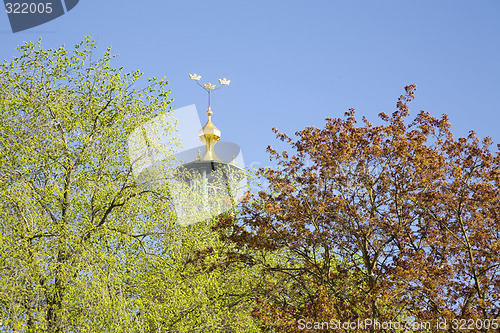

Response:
(214, 85), (500, 332)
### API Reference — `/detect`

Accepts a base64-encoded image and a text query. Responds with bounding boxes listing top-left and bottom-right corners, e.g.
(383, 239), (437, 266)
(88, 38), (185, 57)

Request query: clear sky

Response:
(2, 1), (500, 168)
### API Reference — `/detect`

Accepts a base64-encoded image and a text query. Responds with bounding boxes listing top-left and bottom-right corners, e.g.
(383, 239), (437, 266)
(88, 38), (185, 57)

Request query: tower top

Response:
(189, 74), (230, 162)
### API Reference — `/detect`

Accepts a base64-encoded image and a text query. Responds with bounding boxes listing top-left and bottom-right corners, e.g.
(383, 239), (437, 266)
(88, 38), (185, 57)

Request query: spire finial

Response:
(189, 74), (230, 162)
(188, 73), (230, 110)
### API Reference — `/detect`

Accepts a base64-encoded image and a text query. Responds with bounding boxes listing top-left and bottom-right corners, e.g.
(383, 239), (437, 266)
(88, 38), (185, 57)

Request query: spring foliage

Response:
(0, 38), (258, 332)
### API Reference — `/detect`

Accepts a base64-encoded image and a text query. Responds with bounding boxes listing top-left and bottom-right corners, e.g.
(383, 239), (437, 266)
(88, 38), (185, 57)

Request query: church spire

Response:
(189, 74), (230, 162)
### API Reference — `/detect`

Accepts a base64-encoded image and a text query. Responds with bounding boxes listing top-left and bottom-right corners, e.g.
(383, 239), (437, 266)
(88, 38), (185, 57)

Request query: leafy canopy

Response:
(215, 85), (500, 332)
(0, 37), (259, 332)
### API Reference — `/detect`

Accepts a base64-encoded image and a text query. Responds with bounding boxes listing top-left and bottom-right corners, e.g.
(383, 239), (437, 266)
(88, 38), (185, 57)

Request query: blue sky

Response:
(2, 1), (500, 168)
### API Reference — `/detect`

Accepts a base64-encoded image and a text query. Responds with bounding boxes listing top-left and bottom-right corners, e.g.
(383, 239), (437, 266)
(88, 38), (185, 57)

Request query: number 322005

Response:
(5, 2), (53, 14)
(451, 319), (498, 330)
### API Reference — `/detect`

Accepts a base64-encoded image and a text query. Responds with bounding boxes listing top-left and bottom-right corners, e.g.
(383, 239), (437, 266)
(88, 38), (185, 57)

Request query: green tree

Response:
(0, 37), (174, 331)
(0, 38), (258, 332)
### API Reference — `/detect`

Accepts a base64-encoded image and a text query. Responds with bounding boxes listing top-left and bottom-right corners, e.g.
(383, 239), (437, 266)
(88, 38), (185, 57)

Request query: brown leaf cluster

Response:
(213, 85), (500, 332)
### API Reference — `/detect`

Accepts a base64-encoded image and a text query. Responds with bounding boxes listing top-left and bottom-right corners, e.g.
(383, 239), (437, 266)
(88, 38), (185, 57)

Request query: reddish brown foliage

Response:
(213, 85), (500, 332)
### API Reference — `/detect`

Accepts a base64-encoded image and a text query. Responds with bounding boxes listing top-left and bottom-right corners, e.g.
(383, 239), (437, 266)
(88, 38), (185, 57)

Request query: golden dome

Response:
(198, 106), (222, 161)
